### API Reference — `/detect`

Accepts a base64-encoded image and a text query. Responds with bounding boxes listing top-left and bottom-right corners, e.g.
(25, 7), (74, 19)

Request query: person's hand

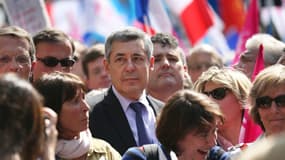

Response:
(42, 107), (58, 160)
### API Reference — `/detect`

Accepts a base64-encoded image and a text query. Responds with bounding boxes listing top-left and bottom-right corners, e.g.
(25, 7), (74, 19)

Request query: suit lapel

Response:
(147, 95), (165, 116)
(102, 88), (136, 146)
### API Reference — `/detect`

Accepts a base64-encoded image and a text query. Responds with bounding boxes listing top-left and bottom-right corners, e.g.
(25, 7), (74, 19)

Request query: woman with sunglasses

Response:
(34, 71), (121, 160)
(194, 66), (262, 150)
(250, 64), (285, 138)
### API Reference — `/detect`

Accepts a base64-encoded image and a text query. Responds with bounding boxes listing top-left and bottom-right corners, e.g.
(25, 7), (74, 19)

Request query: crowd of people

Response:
(1, 24), (285, 160)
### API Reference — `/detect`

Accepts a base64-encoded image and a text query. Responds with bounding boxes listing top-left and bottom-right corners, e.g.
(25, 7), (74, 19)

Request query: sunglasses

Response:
(37, 56), (75, 67)
(256, 94), (285, 109)
(203, 87), (229, 100)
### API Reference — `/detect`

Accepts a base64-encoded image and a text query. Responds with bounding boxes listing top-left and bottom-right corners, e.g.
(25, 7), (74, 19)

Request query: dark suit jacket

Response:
(89, 88), (162, 155)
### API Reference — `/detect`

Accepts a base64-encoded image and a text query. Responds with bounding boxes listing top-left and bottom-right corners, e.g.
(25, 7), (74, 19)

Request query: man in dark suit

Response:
(89, 27), (159, 155)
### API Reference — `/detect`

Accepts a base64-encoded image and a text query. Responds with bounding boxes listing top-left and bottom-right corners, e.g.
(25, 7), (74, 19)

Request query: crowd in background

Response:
(2, 21), (285, 160)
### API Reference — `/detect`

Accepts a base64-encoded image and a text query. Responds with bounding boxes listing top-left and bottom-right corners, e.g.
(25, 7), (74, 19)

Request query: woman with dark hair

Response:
(0, 73), (57, 160)
(122, 90), (223, 160)
(34, 71), (121, 160)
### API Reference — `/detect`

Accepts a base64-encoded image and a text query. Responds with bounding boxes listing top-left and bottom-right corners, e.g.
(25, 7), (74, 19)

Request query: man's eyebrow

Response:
(154, 54), (163, 57)
(114, 53), (125, 57)
(132, 52), (145, 56)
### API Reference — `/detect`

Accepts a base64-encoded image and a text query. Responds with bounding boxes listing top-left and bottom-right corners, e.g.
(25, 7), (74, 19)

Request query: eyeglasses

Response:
(0, 54), (31, 66)
(203, 87), (229, 100)
(256, 95), (285, 109)
(37, 56), (75, 67)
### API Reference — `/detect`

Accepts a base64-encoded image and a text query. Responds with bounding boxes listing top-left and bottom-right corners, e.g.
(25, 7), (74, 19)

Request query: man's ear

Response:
(103, 59), (109, 73)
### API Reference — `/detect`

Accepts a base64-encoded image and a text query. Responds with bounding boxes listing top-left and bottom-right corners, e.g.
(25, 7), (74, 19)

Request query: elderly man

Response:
(187, 44), (223, 83)
(89, 27), (159, 155)
(234, 33), (285, 79)
(0, 26), (35, 80)
(32, 28), (75, 81)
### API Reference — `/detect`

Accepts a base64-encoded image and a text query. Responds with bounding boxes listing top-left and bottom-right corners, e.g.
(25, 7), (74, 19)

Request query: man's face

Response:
(0, 36), (31, 80)
(148, 44), (185, 92)
(86, 56), (111, 90)
(33, 41), (74, 81)
(104, 39), (153, 100)
(234, 50), (257, 79)
(187, 53), (216, 83)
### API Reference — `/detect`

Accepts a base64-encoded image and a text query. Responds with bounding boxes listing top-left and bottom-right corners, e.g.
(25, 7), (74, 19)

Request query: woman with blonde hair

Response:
(194, 67), (262, 150)
(250, 64), (285, 138)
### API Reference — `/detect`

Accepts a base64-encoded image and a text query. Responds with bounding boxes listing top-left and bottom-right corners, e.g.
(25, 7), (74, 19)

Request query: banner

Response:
(3, 0), (50, 35)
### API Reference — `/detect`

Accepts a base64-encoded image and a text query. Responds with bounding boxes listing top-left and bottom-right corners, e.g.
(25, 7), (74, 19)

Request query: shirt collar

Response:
(112, 86), (149, 112)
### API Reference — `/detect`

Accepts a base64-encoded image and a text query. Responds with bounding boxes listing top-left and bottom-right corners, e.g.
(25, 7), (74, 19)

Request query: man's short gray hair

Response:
(104, 27), (153, 61)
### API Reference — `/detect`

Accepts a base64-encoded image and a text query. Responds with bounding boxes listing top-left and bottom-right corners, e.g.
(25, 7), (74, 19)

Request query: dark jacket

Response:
(89, 88), (162, 155)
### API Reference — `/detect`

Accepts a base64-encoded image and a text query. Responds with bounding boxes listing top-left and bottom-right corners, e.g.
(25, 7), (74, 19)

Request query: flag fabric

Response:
(269, 6), (285, 41)
(133, 0), (173, 35)
(208, 0), (220, 15)
(198, 7), (233, 62)
(47, 0), (85, 41)
(47, 0), (131, 45)
(241, 108), (262, 143)
(232, 0), (259, 65)
(251, 44), (264, 81)
(197, 8), (231, 56)
(45, 1), (54, 26)
(165, 0), (214, 45)
(81, 0), (130, 43)
(133, 0), (154, 34)
(47, 0), (174, 45)
(219, 0), (245, 34)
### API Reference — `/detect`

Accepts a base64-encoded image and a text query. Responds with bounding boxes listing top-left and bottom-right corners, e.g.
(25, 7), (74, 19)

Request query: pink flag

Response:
(232, 0), (259, 65)
(251, 44), (264, 81)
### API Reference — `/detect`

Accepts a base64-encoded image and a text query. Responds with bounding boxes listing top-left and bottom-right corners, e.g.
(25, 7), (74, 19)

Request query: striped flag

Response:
(165, 0), (214, 45)
(133, 0), (173, 35)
